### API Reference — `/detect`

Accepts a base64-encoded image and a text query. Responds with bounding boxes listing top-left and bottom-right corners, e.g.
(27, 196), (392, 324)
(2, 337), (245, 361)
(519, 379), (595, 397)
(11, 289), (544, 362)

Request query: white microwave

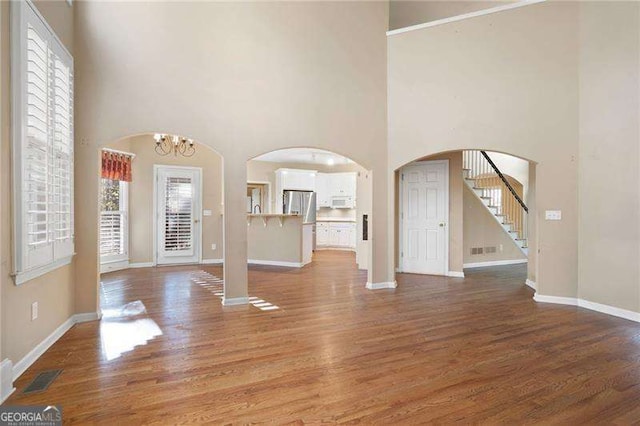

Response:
(331, 196), (354, 209)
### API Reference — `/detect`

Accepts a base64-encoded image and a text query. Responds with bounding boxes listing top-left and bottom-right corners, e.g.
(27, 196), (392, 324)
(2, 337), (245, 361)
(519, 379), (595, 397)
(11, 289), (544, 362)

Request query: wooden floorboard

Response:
(5, 251), (640, 424)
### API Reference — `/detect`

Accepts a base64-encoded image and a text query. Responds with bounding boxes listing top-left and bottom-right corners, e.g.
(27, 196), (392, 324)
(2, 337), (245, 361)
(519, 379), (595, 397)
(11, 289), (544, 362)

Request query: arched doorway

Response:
(394, 149), (537, 290)
(98, 133), (226, 313)
(244, 148), (373, 309)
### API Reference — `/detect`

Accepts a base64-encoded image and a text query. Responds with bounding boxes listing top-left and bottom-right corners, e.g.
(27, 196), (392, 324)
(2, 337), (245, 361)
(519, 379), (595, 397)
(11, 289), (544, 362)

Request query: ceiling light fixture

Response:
(153, 133), (195, 157)
(327, 158), (335, 166)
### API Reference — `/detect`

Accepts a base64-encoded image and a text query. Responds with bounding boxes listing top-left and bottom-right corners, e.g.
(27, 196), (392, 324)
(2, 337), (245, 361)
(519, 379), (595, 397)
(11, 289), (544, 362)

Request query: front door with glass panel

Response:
(155, 166), (202, 265)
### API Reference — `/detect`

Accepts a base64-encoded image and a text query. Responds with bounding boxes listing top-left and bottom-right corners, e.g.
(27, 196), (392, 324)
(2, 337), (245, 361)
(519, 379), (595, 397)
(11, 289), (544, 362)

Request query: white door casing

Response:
(400, 160), (449, 275)
(154, 166), (202, 265)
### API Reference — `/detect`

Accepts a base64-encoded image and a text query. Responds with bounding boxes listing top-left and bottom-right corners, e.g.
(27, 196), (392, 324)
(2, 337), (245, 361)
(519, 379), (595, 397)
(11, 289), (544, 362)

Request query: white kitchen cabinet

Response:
(275, 168), (317, 213)
(276, 168), (316, 191)
(330, 173), (356, 198)
(316, 222), (329, 245)
(315, 173), (330, 209)
(316, 221), (356, 250)
(316, 172), (357, 208)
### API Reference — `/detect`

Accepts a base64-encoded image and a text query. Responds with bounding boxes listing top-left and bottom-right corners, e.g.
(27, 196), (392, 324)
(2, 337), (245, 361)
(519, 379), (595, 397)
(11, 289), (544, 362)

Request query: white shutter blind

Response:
(52, 48), (74, 258)
(100, 178), (128, 263)
(164, 177), (193, 251)
(100, 212), (124, 257)
(13, 1), (74, 282)
(24, 21), (53, 269)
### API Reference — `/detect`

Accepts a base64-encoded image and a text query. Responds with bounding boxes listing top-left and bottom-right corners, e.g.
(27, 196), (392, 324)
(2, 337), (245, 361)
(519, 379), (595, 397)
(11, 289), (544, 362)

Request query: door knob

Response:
(439, 222), (446, 227)
(194, 219), (200, 223)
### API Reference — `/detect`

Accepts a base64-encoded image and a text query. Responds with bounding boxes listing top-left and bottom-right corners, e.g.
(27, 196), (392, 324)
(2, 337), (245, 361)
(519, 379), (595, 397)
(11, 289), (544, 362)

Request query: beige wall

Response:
(388, 1), (579, 299)
(105, 135), (224, 264)
(247, 217), (303, 263)
(74, 1), (390, 308)
(1, 0), (76, 365)
(577, 2), (640, 311)
(389, 0), (512, 30)
(463, 185), (526, 265)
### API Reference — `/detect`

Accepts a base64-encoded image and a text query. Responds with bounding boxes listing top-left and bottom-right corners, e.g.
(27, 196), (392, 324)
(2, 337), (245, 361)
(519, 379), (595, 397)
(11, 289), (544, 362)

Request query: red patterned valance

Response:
(101, 150), (133, 182)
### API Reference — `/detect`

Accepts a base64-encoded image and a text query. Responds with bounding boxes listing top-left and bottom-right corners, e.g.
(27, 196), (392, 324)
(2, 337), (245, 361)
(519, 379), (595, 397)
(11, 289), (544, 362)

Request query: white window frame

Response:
(100, 179), (129, 267)
(11, 0), (75, 285)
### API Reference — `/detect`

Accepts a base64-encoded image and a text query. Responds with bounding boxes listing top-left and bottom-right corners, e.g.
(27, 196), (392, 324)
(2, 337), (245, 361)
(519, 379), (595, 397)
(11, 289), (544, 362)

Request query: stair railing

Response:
(462, 150), (528, 246)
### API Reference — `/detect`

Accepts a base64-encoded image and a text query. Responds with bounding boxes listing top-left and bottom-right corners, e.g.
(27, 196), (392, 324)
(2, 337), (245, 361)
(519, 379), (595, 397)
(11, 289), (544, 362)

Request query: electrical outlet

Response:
(31, 302), (38, 321)
(211, 244), (216, 251)
(499, 244), (503, 252)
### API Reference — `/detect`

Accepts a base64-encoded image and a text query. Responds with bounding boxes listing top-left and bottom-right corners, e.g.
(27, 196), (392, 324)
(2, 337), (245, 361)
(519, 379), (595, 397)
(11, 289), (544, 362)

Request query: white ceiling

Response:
(252, 148), (354, 166)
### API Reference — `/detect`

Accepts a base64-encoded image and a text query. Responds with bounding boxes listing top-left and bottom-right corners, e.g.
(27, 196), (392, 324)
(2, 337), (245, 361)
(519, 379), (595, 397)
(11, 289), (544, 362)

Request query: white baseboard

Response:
(221, 296), (250, 306)
(129, 262), (155, 268)
(534, 293), (640, 323)
(201, 258), (223, 265)
(525, 279), (537, 291)
(100, 260), (130, 274)
(463, 259), (528, 268)
(448, 271), (465, 278)
(74, 312), (102, 323)
(12, 312), (101, 382)
(0, 359), (15, 404)
(315, 247), (356, 252)
(366, 281), (398, 290)
(248, 259), (303, 268)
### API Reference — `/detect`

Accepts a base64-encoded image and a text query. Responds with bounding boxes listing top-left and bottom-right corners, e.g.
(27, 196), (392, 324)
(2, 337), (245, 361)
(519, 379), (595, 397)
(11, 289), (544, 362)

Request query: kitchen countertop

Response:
(316, 218), (357, 223)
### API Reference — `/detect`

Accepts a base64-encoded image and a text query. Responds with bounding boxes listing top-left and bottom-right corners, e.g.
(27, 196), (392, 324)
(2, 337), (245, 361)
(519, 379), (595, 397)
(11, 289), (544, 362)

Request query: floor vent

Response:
(22, 370), (62, 394)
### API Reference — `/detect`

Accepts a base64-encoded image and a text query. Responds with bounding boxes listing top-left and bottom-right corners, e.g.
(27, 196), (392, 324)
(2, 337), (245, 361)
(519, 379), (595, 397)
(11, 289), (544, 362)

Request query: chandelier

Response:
(153, 133), (196, 157)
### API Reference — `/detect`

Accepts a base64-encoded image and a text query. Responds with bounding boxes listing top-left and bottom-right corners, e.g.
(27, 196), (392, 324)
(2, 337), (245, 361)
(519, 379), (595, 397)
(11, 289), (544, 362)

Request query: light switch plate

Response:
(203, 210), (212, 216)
(31, 302), (38, 321)
(545, 210), (562, 220)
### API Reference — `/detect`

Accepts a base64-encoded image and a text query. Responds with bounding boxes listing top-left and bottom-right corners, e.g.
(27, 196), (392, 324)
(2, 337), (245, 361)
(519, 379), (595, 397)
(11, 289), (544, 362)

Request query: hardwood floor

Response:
(6, 250), (640, 423)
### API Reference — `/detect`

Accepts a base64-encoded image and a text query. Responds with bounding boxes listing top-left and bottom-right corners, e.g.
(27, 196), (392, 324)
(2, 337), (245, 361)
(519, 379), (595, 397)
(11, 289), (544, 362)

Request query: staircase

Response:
(462, 150), (529, 256)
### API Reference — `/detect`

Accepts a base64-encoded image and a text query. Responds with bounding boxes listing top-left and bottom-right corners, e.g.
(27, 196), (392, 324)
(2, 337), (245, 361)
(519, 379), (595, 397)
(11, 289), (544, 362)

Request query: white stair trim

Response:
(463, 173), (528, 256)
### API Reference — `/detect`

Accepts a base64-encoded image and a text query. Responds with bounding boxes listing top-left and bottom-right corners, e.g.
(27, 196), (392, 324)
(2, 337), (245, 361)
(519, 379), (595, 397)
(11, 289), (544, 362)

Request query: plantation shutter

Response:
(23, 17), (54, 269)
(13, 1), (74, 281)
(164, 177), (194, 252)
(51, 43), (74, 259)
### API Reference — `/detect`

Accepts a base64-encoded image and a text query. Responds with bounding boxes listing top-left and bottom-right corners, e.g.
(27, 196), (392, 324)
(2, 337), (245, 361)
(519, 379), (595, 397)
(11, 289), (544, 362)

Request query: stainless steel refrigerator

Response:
(283, 190), (316, 224)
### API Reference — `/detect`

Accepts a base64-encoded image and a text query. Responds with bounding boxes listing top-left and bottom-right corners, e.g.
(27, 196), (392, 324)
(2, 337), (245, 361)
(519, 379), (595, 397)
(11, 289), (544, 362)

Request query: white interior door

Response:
(401, 161), (448, 275)
(155, 166), (202, 265)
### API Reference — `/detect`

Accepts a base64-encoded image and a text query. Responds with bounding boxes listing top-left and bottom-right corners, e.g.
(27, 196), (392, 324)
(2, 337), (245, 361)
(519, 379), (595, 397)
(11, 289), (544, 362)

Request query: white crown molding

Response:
(463, 259), (528, 269)
(221, 297), (250, 306)
(448, 271), (465, 278)
(366, 281), (398, 290)
(387, 0), (547, 36)
(534, 293), (640, 323)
